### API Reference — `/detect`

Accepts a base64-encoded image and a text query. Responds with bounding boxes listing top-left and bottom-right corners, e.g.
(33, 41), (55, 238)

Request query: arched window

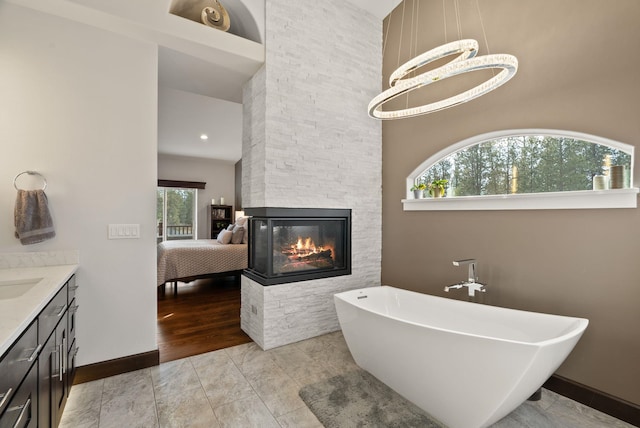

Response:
(404, 130), (637, 210)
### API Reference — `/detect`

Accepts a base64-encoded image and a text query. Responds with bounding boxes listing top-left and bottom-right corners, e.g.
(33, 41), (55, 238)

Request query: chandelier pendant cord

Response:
(476, 0), (491, 55)
(442, 0), (447, 44)
(396, 0), (407, 74)
(382, 6), (391, 59)
(475, 0), (496, 77)
(454, 0), (463, 41)
(406, 0), (417, 109)
(414, 1), (420, 60)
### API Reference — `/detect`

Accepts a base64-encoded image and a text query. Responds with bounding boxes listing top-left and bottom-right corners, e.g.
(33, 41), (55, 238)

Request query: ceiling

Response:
(158, 87), (243, 162)
(67, 0), (401, 162)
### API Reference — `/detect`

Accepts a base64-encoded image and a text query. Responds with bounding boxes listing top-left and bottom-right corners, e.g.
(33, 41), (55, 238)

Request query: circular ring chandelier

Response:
(369, 0), (519, 120)
(369, 51), (518, 119)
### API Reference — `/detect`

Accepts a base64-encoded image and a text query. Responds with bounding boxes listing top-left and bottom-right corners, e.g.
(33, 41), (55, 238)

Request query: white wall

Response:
(158, 154), (236, 239)
(0, 4), (158, 365)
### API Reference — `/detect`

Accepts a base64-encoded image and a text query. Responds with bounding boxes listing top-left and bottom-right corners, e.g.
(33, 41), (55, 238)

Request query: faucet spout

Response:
(453, 259), (477, 283)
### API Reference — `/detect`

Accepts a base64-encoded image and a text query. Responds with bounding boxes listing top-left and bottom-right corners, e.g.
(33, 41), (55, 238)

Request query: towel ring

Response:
(14, 171), (47, 191)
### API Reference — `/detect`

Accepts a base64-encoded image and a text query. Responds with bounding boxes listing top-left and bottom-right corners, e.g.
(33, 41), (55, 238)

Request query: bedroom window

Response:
(157, 185), (199, 242)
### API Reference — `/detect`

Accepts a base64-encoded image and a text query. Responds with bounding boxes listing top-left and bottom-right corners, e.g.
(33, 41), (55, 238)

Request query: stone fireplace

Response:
(240, 0), (381, 350)
(244, 207), (351, 286)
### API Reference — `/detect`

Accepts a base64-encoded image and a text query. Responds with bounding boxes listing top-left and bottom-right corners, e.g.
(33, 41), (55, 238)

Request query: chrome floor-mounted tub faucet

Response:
(445, 259), (486, 297)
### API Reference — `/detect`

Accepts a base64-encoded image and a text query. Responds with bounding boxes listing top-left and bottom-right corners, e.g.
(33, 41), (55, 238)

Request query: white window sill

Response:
(402, 188), (639, 211)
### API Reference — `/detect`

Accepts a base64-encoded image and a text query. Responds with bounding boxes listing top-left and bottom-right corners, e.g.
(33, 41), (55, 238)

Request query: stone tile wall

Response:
(241, 0), (382, 349)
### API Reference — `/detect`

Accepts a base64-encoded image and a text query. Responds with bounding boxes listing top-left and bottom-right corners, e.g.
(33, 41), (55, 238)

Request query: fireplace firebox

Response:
(244, 208), (351, 285)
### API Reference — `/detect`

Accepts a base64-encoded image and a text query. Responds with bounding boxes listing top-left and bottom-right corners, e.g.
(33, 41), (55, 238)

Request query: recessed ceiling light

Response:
(200, 134), (209, 141)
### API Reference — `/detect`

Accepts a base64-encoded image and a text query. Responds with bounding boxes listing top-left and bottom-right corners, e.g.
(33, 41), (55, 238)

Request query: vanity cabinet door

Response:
(66, 339), (78, 391)
(67, 276), (77, 303)
(38, 286), (67, 348)
(37, 331), (54, 428)
(0, 320), (37, 418)
(38, 309), (68, 428)
(66, 305), (78, 388)
(52, 316), (68, 427)
(65, 276), (78, 388)
(0, 361), (38, 428)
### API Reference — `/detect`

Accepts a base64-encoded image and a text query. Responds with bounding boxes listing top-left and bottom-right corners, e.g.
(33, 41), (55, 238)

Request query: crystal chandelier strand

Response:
(369, 53), (518, 119)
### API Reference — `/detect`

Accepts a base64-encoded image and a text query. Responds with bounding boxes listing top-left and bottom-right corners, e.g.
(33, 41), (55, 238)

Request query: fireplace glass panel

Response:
(252, 219), (269, 275)
(272, 220), (346, 275)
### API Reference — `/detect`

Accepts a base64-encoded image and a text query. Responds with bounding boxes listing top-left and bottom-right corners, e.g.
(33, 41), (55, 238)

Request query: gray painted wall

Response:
(381, 0), (640, 405)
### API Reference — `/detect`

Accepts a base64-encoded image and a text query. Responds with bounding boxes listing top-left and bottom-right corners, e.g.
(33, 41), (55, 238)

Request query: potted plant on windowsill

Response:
(429, 179), (448, 198)
(410, 182), (428, 199)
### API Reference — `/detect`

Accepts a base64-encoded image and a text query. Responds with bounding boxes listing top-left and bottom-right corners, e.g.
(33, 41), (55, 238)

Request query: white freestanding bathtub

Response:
(334, 286), (588, 428)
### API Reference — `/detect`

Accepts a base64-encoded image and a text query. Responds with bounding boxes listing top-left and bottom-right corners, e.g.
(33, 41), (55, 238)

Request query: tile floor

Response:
(59, 331), (634, 428)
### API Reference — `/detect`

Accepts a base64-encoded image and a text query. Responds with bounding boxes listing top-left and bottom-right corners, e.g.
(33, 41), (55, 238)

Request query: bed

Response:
(157, 239), (248, 293)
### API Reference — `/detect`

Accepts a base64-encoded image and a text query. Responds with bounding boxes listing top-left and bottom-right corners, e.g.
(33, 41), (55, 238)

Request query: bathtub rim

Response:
(334, 285), (589, 348)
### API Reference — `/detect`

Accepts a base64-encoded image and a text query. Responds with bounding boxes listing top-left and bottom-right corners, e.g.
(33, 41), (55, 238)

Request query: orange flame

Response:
(287, 236), (334, 260)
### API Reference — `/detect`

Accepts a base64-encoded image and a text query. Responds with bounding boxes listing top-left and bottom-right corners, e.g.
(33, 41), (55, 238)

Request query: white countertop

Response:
(0, 264), (78, 357)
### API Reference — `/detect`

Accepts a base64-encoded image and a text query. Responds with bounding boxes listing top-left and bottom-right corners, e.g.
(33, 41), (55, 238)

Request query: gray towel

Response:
(14, 189), (56, 245)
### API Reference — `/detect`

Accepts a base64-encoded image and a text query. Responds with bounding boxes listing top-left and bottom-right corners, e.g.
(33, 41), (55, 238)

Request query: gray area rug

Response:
(299, 369), (445, 428)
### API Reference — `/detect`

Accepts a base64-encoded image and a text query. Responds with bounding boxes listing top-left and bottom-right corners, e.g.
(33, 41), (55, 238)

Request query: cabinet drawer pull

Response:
(62, 337), (67, 375)
(70, 284), (79, 291)
(73, 346), (80, 357)
(70, 304), (79, 313)
(58, 343), (64, 381)
(10, 397), (31, 428)
(0, 387), (13, 411)
(19, 344), (42, 362)
(56, 304), (68, 318)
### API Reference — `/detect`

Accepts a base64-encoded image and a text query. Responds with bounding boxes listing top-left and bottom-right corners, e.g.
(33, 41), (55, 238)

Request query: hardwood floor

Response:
(157, 276), (252, 363)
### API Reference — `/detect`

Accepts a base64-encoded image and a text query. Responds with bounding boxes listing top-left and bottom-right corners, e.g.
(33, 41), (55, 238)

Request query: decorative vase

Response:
(413, 189), (423, 199)
(431, 187), (443, 198)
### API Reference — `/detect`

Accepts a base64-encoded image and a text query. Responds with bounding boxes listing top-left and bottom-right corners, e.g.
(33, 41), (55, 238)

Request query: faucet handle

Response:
(471, 282), (487, 293)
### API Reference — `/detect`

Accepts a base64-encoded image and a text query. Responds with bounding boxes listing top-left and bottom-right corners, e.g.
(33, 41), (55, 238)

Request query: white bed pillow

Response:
(217, 229), (232, 244)
(235, 216), (249, 244)
(231, 226), (245, 244)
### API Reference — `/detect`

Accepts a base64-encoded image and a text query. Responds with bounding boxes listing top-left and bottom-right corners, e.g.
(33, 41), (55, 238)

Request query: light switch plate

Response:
(108, 224), (140, 239)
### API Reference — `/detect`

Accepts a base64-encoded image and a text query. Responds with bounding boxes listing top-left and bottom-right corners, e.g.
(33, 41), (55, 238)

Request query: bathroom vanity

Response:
(0, 264), (78, 428)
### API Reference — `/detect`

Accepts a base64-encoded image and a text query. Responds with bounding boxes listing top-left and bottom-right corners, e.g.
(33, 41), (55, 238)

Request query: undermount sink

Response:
(0, 278), (43, 300)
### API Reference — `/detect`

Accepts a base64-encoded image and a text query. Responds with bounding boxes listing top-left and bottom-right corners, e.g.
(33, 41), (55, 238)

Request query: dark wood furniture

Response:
(0, 274), (77, 428)
(210, 204), (233, 238)
(38, 275), (78, 428)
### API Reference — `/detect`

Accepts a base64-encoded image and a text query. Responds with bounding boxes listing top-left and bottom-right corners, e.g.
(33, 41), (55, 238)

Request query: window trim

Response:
(403, 129), (638, 210)
(158, 179), (206, 189)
